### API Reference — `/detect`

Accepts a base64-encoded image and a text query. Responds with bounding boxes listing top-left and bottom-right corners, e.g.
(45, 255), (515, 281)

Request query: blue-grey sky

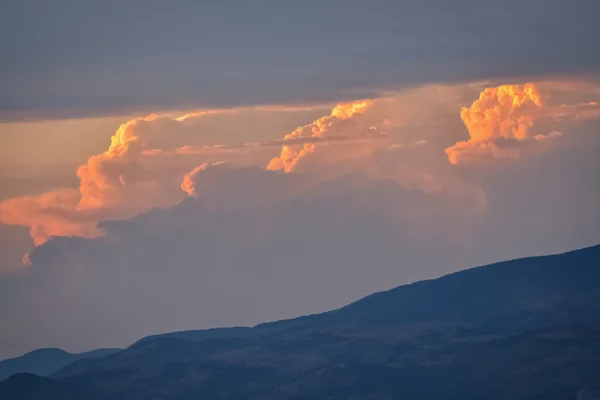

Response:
(1, 0), (599, 120)
(0, 1), (599, 359)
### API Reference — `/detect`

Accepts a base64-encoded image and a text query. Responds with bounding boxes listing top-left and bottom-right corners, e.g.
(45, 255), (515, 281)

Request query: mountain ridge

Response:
(0, 347), (122, 381)
(3, 244), (599, 399)
(129, 244), (600, 342)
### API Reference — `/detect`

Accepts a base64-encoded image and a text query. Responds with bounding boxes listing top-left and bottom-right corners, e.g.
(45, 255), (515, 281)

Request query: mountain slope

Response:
(0, 347), (121, 381)
(132, 326), (255, 346)
(7, 244), (600, 399)
(0, 373), (120, 400)
(258, 244), (600, 330)
(334, 243), (600, 323)
(128, 244), (600, 345)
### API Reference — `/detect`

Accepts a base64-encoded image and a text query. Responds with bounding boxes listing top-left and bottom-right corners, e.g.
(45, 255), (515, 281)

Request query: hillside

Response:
(126, 244), (600, 341)
(4, 244), (600, 399)
(0, 347), (121, 381)
(0, 373), (119, 400)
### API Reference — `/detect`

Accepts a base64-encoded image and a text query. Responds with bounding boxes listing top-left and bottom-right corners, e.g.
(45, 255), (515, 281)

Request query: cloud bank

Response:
(1, 80), (599, 358)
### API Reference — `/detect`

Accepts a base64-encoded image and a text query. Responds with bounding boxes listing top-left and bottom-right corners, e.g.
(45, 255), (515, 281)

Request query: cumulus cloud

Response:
(446, 83), (600, 164)
(3, 81), (599, 249)
(0, 189), (90, 246)
(0, 114), (194, 244)
(12, 168), (482, 354)
(1, 79), (600, 357)
(267, 100), (385, 174)
(12, 116), (597, 356)
(446, 84), (544, 164)
(0, 106), (324, 245)
(0, 94), (444, 247)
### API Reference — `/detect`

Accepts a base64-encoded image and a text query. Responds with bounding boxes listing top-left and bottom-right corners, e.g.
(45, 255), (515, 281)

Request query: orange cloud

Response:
(2, 102), (378, 247)
(0, 104), (341, 248)
(461, 83), (542, 141)
(445, 83), (545, 164)
(0, 189), (97, 245)
(181, 163), (213, 197)
(330, 100), (373, 119)
(7, 81), (595, 250)
(267, 100), (380, 173)
(544, 102), (600, 122)
(0, 112), (212, 246)
(0, 89), (473, 249)
(445, 82), (600, 164)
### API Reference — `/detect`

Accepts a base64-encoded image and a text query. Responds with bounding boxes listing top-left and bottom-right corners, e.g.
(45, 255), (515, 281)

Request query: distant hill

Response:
(274, 243), (600, 328)
(128, 244), (600, 347)
(5, 244), (600, 399)
(0, 373), (119, 400)
(0, 347), (121, 381)
(132, 326), (255, 346)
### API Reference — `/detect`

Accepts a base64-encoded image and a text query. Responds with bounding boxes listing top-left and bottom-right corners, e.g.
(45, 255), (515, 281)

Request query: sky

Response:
(0, 1), (599, 359)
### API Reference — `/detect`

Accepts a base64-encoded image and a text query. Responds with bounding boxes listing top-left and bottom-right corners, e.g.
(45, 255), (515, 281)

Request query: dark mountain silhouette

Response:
(132, 326), (255, 346)
(2, 244), (600, 399)
(263, 243), (600, 328)
(0, 347), (121, 381)
(0, 373), (121, 400)
(123, 244), (600, 343)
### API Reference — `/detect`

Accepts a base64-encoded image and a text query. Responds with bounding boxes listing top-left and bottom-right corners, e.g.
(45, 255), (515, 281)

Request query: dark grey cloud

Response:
(1, 119), (599, 358)
(1, 0), (599, 120)
(1, 169), (481, 358)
